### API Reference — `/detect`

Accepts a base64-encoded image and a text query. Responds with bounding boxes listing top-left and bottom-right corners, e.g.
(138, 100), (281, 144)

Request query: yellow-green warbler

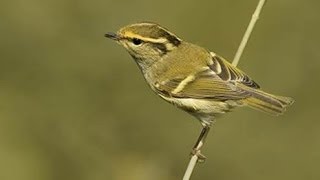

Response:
(105, 22), (294, 157)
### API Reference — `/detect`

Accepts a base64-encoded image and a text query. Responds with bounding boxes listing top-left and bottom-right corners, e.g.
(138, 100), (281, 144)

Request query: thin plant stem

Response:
(183, 155), (198, 180)
(232, 0), (267, 67)
(182, 1), (267, 179)
(183, 126), (211, 180)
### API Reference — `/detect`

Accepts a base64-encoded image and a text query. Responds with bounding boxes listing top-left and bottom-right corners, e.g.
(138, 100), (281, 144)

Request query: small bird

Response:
(105, 22), (293, 158)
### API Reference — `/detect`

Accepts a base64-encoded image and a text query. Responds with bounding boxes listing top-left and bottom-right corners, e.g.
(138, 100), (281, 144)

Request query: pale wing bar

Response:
(155, 68), (250, 101)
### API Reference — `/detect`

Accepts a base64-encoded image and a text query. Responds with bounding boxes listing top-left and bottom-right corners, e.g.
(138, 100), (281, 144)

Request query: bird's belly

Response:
(159, 94), (235, 125)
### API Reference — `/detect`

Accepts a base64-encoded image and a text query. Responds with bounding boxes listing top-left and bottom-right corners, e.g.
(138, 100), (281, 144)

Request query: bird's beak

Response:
(105, 32), (120, 41)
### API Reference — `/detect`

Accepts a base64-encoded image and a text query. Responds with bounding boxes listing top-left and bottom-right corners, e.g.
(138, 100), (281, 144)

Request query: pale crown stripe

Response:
(210, 52), (216, 57)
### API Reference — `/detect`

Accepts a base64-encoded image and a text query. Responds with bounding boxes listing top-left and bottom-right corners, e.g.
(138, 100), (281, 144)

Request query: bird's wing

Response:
(209, 52), (260, 89)
(155, 52), (259, 100)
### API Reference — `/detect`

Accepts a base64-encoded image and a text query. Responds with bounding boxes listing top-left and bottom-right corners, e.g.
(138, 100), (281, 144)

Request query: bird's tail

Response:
(242, 89), (294, 115)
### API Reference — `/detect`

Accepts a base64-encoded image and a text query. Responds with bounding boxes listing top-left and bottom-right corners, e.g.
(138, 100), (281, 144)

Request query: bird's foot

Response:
(190, 148), (206, 163)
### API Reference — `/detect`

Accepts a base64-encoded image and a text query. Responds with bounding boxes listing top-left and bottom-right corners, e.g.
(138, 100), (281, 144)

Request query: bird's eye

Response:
(132, 38), (142, 45)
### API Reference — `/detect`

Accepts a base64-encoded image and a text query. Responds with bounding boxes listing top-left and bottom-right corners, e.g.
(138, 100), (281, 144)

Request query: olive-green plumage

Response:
(105, 22), (294, 126)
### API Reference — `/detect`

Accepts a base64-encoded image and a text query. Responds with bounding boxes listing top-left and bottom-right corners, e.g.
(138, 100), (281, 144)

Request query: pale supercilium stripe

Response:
(123, 31), (168, 43)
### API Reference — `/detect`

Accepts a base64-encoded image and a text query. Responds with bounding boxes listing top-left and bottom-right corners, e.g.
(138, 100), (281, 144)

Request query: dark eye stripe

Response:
(152, 43), (168, 55)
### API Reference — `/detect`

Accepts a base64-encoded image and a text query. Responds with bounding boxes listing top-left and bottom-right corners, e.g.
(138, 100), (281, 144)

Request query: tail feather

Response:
(242, 89), (294, 116)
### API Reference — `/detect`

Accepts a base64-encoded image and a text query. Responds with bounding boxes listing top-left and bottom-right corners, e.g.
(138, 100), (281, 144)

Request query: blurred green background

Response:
(1, 0), (319, 179)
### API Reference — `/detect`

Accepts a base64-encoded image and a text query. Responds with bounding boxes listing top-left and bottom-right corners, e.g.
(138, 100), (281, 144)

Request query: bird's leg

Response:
(191, 124), (211, 163)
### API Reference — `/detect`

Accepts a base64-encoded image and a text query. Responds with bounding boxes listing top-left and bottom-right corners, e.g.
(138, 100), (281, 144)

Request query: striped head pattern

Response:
(105, 22), (182, 67)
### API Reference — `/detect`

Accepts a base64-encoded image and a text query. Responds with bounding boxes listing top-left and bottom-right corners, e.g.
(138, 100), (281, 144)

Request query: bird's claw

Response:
(190, 149), (206, 163)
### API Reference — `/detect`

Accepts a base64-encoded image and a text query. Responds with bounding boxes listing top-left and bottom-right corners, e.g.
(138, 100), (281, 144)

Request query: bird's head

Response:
(105, 22), (182, 69)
